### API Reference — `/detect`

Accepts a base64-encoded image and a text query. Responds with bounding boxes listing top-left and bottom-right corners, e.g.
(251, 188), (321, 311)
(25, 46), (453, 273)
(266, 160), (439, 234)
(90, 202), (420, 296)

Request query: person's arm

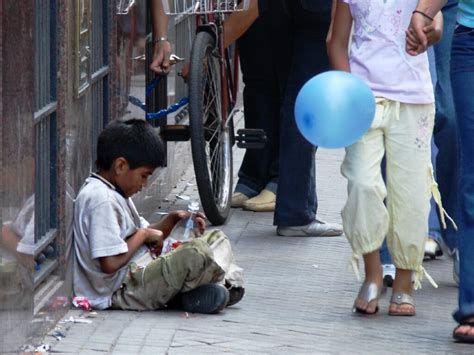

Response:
(99, 228), (163, 274)
(327, 1), (353, 72)
(223, 0), (259, 48)
(326, 0), (338, 44)
(425, 11), (444, 46)
(1, 225), (20, 252)
(150, 0), (172, 74)
(406, 0), (447, 55)
(415, 0), (447, 18)
(1, 225), (36, 268)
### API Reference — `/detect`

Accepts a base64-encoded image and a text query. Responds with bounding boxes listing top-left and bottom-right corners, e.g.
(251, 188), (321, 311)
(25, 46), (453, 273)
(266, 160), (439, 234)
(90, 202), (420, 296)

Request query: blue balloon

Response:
(295, 71), (376, 149)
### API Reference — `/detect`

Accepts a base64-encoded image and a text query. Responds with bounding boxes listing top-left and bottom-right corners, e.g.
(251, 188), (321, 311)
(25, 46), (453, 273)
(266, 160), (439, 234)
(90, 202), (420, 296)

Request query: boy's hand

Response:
(144, 228), (164, 254)
(156, 210), (207, 238)
(175, 210), (207, 235)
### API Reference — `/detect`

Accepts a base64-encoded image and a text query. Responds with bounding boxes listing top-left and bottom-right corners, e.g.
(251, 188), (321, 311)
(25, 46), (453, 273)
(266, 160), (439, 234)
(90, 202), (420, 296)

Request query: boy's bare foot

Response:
(389, 268), (415, 316)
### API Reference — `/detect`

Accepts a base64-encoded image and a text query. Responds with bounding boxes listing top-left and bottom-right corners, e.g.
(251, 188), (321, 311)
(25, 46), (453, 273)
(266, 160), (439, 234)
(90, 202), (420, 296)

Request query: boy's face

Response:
(114, 158), (155, 197)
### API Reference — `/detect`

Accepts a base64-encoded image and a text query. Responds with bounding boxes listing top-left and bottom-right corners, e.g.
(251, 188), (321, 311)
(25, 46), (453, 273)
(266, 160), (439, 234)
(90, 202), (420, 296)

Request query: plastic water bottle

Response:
(160, 200), (201, 255)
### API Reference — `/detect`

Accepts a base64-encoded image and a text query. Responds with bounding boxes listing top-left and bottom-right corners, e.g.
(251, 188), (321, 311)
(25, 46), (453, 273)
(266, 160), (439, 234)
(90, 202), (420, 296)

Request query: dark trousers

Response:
(258, 0), (332, 226)
(234, 19), (280, 196)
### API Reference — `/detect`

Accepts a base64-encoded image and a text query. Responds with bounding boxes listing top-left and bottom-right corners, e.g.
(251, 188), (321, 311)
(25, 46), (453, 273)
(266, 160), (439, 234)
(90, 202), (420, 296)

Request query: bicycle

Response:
(160, 0), (265, 225)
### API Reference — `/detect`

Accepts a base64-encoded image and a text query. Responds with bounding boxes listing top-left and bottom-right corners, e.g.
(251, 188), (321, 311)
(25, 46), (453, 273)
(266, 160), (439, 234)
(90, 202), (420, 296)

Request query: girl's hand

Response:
(405, 28), (422, 56)
(150, 40), (172, 74)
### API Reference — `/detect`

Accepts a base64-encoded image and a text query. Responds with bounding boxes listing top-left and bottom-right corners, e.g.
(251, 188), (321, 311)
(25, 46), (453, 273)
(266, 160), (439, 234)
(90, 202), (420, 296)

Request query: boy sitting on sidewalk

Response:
(73, 119), (244, 314)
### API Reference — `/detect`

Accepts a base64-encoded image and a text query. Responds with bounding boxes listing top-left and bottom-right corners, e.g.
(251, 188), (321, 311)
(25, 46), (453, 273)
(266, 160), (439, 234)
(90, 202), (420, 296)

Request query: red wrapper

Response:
(72, 296), (92, 311)
(171, 241), (183, 249)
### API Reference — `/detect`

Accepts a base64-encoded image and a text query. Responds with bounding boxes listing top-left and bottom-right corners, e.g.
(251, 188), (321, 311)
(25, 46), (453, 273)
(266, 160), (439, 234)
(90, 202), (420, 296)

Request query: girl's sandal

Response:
(352, 282), (381, 315)
(388, 292), (416, 316)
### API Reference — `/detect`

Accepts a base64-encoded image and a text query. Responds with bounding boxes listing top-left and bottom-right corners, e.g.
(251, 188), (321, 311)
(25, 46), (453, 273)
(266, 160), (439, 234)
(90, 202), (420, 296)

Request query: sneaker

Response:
(382, 264), (396, 288)
(276, 219), (343, 237)
(231, 192), (249, 208)
(243, 190), (276, 212)
(227, 287), (245, 307)
(424, 238), (443, 260)
(179, 284), (230, 314)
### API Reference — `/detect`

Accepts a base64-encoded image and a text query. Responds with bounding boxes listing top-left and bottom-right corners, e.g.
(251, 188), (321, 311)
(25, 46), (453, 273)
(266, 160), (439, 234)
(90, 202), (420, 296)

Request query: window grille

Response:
(33, 0), (59, 287)
(91, 0), (110, 165)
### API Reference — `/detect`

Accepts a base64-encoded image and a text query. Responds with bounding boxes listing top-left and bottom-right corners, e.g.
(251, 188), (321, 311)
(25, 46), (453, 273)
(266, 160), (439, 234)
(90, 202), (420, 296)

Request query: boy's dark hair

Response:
(96, 119), (165, 171)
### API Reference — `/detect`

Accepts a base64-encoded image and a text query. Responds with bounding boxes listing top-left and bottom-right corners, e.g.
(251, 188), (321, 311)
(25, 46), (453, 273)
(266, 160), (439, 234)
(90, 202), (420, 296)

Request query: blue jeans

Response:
(432, 1), (459, 252)
(451, 23), (474, 323)
(235, 19), (280, 197)
(272, 1), (332, 226)
(427, 48), (443, 246)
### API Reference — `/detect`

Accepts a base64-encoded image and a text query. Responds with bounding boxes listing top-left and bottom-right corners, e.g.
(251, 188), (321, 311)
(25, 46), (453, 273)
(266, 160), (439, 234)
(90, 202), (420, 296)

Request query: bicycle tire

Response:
(188, 31), (233, 225)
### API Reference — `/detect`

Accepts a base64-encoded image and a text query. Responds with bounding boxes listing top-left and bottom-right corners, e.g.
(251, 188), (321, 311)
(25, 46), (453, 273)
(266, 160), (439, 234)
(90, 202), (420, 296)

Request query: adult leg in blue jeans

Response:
(271, 1), (342, 236)
(232, 18), (280, 212)
(425, 46), (444, 259)
(451, 22), (474, 342)
(430, 0), (459, 255)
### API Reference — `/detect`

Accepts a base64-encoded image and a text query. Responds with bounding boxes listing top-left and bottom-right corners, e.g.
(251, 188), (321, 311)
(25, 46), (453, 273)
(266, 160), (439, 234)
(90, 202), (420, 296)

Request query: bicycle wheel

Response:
(188, 31), (233, 225)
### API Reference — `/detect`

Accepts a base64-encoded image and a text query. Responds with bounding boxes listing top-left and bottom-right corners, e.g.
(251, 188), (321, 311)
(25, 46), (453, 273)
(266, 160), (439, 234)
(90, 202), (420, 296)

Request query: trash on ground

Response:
(72, 296), (92, 311)
(50, 330), (66, 341)
(82, 311), (98, 318)
(19, 344), (35, 353)
(312, 264), (319, 269)
(33, 343), (51, 353)
(60, 316), (93, 324)
(176, 194), (190, 200)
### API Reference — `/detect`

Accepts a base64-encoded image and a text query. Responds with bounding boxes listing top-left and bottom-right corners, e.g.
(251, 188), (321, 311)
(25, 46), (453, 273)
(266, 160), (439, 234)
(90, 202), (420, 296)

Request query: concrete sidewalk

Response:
(47, 147), (469, 354)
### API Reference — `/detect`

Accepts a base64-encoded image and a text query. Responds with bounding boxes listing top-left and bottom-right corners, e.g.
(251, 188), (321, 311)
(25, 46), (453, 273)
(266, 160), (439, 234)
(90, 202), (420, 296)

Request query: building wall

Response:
(0, 0), (192, 351)
(0, 1), (36, 352)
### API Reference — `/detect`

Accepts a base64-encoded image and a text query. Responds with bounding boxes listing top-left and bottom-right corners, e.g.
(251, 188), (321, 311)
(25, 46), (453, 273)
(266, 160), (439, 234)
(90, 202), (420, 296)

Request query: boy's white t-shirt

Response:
(342, 0), (434, 104)
(73, 173), (149, 310)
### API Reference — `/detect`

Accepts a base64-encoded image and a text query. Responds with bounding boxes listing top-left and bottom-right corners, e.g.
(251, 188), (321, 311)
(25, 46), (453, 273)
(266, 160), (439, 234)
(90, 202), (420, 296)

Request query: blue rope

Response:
(128, 95), (146, 110)
(146, 97), (189, 120)
(127, 76), (188, 120)
(146, 76), (162, 97)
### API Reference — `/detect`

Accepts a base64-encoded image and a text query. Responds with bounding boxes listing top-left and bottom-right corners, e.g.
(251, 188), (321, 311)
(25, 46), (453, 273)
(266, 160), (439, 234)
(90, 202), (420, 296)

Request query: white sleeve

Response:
(88, 201), (129, 259)
(139, 216), (150, 228)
